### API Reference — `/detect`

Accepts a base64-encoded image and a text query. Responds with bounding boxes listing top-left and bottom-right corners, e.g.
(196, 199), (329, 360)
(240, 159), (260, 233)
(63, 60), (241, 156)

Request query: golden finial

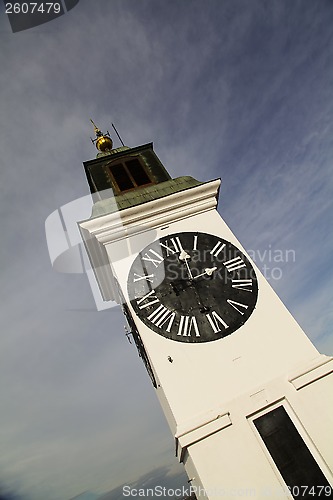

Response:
(90, 119), (113, 152)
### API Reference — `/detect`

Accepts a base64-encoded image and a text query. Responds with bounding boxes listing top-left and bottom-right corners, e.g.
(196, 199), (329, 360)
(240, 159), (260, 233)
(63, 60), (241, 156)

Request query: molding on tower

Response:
(175, 412), (232, 463)
(80, 179), (220, 244)
(288, 354), (333, 390)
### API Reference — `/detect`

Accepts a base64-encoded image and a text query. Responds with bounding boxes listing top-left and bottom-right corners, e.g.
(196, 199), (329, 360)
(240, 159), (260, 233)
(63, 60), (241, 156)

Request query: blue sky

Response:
(0, 1), (333, 499)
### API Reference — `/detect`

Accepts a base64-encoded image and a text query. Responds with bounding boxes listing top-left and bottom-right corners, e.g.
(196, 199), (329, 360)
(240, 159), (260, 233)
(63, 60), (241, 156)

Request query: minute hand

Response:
(193, 267), (217, 280)
(179, 249), (194, 280)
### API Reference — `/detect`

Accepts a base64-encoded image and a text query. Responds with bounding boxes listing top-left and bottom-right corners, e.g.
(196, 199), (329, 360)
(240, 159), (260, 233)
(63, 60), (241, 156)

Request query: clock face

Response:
(127, 232), (258, 343)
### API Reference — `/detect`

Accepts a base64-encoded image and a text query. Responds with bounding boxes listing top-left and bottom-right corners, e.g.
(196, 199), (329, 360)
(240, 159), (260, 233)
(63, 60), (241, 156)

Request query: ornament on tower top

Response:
(90, 119), (113, 152)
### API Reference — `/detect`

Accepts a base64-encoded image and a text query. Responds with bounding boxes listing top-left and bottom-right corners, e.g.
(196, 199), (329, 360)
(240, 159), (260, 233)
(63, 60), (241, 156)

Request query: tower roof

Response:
(84, 122), (206, 218)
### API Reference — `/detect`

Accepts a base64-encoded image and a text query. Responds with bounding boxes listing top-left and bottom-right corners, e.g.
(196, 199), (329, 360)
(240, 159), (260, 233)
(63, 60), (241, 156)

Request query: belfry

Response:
(79, 123), (333, 499)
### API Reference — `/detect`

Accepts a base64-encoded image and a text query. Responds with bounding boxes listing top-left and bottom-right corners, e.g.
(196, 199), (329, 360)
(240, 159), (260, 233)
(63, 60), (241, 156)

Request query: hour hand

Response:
(194, 266), (217, 280)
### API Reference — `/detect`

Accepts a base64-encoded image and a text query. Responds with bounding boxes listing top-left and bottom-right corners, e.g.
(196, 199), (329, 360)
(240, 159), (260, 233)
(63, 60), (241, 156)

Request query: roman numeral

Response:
(160, 237), (183, 256)
(133, 273), (155, 284)
(227, 299), (248, 315)
(193, 235), (198, 251)
(142, 249), (164, 268)
(210, 241), (226, 258)
(147, 305), (176, 332)
(223, 256), (246, 272)
(206, 311), (229, 333)
(136, 290), (160, 309)
(177, 316), (200, 337)
(231, 279), (253, 292)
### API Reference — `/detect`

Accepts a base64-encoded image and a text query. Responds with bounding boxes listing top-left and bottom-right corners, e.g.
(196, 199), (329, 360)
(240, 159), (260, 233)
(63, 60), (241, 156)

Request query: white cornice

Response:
(79, 179), (221, 245)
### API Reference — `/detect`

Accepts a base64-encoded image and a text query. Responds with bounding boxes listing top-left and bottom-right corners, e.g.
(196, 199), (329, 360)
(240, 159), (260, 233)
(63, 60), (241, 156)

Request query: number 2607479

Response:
(5, 3), (61, 14)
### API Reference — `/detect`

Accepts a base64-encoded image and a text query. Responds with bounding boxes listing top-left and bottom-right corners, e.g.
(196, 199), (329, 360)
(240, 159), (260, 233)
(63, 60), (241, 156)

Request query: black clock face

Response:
(127, 232), (258, 343)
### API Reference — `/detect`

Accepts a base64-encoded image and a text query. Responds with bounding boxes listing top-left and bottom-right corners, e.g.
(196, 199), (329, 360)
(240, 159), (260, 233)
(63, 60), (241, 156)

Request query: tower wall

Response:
(79, 151), (333, 499)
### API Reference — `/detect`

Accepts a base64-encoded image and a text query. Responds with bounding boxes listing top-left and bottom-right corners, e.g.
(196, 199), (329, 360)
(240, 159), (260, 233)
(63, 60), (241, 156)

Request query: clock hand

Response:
(193, 266), (218, 280)
(190, 266), (217, 312)
(179, 249), (194, 280)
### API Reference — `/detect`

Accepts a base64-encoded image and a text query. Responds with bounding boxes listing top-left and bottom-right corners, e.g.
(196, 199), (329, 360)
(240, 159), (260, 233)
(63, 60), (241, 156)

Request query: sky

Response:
(0, 0), (333, 498)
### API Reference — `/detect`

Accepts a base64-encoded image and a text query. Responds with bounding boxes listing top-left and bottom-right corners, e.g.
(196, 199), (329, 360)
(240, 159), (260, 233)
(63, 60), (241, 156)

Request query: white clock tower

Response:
(79, 124), (333, 499)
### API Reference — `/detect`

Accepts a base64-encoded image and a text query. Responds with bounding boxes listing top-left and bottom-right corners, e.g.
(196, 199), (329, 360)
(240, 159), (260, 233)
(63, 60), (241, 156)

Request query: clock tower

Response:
(79, 124), (333, 499)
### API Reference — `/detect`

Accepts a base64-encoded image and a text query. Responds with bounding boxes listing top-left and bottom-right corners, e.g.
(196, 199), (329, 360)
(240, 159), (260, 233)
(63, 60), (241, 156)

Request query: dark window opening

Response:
(109, 158), (153, 193)
(126, 158), (151, 186)
(254, 406), (332, 499)
(112, 163), (134, 191)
